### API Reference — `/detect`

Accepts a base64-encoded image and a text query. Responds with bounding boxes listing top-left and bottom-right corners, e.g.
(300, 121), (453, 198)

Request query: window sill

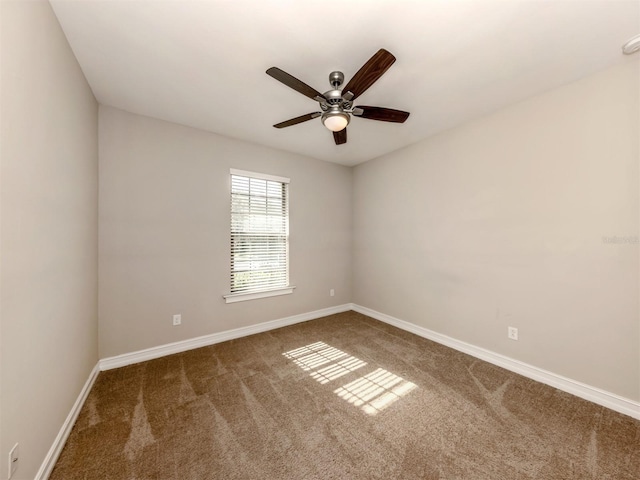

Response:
(223, 286), (296, 304)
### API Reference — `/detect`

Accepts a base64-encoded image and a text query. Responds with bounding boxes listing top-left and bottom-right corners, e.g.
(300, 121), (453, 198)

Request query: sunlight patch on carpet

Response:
(334, 368), (417, 416)
(283, 342), (366, 384)
(284, 342), (417, 414)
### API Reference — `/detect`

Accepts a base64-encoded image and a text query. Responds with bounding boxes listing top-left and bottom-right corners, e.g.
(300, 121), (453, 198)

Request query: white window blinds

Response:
(229, 169), (290, 295)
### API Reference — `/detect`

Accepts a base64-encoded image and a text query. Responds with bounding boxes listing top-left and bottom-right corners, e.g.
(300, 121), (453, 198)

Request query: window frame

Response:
(223, 168), (295, 304)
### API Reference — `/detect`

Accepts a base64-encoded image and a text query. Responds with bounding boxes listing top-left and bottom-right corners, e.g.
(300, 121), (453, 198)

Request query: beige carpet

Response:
(51, 311), (639, 479)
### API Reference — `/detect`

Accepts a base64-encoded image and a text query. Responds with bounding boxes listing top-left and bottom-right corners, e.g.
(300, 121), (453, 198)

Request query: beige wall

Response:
(0, 1), (99, 479)
(353, 59), (640, 401)
(98, 107), (352, 358)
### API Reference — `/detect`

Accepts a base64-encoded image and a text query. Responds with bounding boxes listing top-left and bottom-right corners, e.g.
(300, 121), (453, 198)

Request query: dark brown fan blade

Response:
(266, 67), (323, 100)
(333, 128), (347, 145)
(342, 49), (396, 100)
(274, 112), (321, 129)
(353, 106), (410, 123)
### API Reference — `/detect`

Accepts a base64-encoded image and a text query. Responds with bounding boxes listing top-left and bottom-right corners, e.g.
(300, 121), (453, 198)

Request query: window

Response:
(224, 169), (294, 303)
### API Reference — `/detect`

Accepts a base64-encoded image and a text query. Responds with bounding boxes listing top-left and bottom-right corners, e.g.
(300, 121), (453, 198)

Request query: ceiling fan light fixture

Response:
(322, 110), (350, 132)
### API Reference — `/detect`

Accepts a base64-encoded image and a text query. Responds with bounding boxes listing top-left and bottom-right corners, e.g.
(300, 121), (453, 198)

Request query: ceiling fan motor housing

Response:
(323, 88), (344, 107)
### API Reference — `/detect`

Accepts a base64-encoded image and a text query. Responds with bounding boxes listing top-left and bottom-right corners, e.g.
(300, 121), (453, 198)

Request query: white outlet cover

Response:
(173, 314), (181, 326)
(508, 327), (519, 340)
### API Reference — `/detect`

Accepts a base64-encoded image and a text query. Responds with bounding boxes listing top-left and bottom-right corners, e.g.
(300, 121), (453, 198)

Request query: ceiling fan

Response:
(266, 49), (410, 145)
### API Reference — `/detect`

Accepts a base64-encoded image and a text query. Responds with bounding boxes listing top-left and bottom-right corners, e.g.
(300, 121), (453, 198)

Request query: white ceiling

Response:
(50, 0), (639, 166)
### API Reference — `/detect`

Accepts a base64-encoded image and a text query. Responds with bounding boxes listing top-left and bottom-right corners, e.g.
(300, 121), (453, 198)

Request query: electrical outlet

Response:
(172, 314), (181, 326)
(8, 443), (18, 479)
(330, 289), (335, 297)
(508, 326), (518, 341)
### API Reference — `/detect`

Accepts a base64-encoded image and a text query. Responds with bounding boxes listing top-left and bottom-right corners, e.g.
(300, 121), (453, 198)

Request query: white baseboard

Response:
(35, 363), (100, 480)
(350, 303), (640, 420)
(99, 303), (352, 371)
